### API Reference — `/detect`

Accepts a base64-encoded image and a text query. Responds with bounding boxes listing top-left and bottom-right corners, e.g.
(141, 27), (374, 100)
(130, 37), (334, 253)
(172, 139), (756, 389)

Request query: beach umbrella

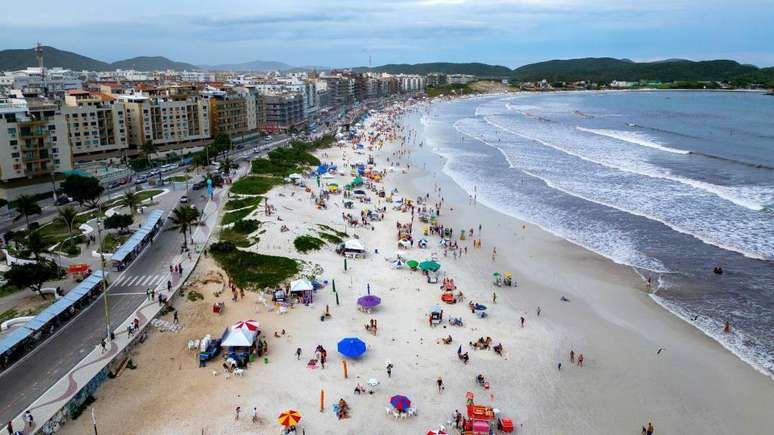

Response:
(427, 431), (447, 435)
(390, 395), (411, 411)
(493, 272), (500, 277)
(367, 378), (379, 387)
(406, 260), (419, 269)
(474, 304), (487, 311)
(419, 260), (441, 272)
(357, 295), (381, 308)
(277, 409), (302, 427)
(337, 337), (367, 358)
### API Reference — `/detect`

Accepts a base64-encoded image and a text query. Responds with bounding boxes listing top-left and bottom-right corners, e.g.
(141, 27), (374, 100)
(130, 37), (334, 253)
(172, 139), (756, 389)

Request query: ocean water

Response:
(414, 91), (774, 378)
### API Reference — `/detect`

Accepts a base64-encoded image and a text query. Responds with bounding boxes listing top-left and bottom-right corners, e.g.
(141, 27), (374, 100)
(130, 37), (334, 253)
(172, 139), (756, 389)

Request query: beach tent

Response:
(221, 320), (259, 347)
(344, 239), (365, 252)
(337, 337), (367, 358)
(290, 279), (313, 293)
(322, 173), (335, 179)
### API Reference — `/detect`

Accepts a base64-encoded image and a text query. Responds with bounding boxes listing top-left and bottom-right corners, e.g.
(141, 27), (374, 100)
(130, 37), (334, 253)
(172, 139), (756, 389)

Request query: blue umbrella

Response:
(337, 337), (367, 358)
(390, 395), (411, 411)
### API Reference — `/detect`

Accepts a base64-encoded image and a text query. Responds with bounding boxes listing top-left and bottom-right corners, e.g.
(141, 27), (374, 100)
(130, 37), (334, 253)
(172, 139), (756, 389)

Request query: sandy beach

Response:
(59, 101), (774, 435)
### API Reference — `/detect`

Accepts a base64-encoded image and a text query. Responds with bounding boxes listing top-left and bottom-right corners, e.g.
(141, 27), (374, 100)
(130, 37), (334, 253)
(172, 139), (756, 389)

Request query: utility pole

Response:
(95, 198), (111, 340)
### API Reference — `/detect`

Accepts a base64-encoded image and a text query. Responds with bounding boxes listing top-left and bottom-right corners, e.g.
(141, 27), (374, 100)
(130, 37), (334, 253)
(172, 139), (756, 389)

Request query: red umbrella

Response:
(234, 320), (259, 331)
(427, 431), (447, 435)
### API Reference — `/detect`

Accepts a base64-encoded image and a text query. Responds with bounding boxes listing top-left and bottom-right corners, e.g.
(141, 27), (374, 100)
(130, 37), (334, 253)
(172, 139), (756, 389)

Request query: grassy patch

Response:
(219, 220), (260, 247)
(231, 176), (282, 195)
(225, 196), (262, 210)
(100, 232), (129, 253)
(233, 219), (260, 234)
(251, 136), (334, 177)
(317, 231), (343, 245)
(165, 175), (190, 183)
(0, 285), (23, 298)
(186, 290), (204, 301)
(317, 224), (348, 238)
(294, 235), (326, 253)
(210, 241), (299, 289)
(222, 206), (257, 226)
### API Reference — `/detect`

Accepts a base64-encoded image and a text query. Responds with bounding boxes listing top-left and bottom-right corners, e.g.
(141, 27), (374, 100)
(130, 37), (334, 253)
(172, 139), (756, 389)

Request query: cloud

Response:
(0, 0), (770, 67)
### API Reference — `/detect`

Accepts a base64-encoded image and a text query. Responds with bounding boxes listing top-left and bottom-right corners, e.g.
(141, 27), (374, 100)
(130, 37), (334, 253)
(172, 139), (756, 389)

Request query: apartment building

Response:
(396, 74), (426, 92)
(62, 90), (127, 157)
(0, 97), (71, 184)
(203, 89), (249, 137)
(258, 92), (305, 132)
(119, 92), (210, 149)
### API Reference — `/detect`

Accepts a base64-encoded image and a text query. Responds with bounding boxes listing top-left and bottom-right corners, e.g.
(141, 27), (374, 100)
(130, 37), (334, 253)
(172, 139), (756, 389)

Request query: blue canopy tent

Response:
(0, 326), (34, 356)
(337, 337), (367, 358)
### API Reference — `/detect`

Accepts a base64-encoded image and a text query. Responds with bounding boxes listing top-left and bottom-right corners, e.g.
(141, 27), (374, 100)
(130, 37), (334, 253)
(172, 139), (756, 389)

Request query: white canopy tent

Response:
(290, 279), (313, 293)
(344, 239), (365, 252)
(220, 320), (259, 347)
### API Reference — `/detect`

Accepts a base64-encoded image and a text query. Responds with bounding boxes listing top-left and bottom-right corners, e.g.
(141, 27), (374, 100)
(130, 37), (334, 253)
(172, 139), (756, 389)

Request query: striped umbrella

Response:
(277, 409), (302, 427)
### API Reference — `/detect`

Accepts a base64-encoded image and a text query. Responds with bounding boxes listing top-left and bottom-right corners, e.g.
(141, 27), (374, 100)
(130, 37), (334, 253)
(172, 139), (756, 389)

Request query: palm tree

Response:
(122, 191), (140, 216)
(55, 206), (79, 246)
(142, 140), (157, 167)
(168, 205), (201, 250)
(13, 195), (42, 229)
(24, 231), (47, 260)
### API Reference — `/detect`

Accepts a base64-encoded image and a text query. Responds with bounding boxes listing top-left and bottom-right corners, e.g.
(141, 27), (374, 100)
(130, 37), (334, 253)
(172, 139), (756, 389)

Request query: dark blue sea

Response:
(417, 91), (774, 377)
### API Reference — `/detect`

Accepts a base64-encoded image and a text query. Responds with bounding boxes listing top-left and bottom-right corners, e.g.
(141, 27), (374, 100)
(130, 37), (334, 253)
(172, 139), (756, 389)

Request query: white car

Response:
(179, 195), (189, 204)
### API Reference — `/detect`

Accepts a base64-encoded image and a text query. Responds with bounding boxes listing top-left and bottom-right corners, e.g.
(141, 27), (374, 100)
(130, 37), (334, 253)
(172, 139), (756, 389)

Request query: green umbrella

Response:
(352, 176), (363, 185)
(493, 272), (500, 277)
(406, 260), (419, 269)
(419, 260), (441, 272)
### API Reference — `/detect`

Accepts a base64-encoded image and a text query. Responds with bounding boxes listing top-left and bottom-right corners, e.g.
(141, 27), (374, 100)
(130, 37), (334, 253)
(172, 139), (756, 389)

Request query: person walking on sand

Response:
(296, 347), (302, 360)
(520, 316), (525, 328)
(252, 407), (258, 424)
(570, 350), (575, 363)
(173, 310), (179, 324)
(386, 362), (393, 378)
(491, 247), (497, 262)
(492, 292), (497, 304)
(235, 406), (241, 421)
(537, 306), (541, 317)
(578, 354), (584, 367)
(437, 377), (444, 392)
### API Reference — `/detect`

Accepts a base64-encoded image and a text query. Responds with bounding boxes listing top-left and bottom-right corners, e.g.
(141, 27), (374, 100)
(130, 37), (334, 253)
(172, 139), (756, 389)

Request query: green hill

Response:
(0, 46), (198, 71)
(111, 56), (197, 71)
(0, 46), (109, 71)
(354, 62), (512, 77)
(511, 57), (769, 83)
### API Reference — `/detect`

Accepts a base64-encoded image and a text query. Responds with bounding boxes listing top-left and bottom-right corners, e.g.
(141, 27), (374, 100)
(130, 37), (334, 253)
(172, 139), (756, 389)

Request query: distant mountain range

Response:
(0, 46), (771, 85)
(358, 58), (774, 85)
(0, 46), (198, 71)
(352, 62), (512, 77)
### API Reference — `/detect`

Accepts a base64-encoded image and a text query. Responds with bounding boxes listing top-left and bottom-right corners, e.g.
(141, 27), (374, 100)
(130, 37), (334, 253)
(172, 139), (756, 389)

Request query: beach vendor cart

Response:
(67, 263), (92, 282)
(428, 305), (443, 326)
(503, 272), (513, 287)
(498, 417), (515, 433)
(463, 404), (496, 434)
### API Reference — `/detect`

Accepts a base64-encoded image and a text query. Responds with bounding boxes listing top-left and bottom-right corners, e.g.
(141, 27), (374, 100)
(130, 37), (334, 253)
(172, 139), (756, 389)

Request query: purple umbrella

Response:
(357, 295), (382, 308)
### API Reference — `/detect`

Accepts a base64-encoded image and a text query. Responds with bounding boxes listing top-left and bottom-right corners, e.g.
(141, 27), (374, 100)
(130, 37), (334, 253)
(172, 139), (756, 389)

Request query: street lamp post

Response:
(95, 199), (111, 340)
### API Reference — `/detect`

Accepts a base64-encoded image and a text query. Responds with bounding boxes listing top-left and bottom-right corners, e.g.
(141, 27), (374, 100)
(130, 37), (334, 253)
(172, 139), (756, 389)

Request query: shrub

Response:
(294, 235), (326, 253)
(233, 219), (260, 234)
(211, 250), (299, 289)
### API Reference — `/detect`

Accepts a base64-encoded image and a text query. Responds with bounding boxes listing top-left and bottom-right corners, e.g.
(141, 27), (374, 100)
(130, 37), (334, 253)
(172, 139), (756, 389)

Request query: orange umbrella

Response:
(277, 409), (301, 427)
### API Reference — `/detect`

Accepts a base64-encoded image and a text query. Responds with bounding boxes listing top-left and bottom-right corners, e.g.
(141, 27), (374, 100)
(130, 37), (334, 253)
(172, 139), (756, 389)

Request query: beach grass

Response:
(222, 206), (257, 226)
(230, 176), (283, 195)
(251, 136), (333, 177)
(293, 235), (326, 253)
(225, 196), (262, 210)
(210, 241), (299, 289)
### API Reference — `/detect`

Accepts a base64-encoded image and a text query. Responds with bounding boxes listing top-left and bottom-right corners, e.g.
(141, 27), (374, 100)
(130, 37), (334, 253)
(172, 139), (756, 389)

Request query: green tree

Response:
(56, 206), (79, 241)
(4, 261), (60, 299)
(61, 174), (104, 208)
(12, 195), (42, 229)
(104, 213), (133, 232)
(24, 231), (47, 260)
(122, 191), (140, 216)
(168, 205), (200, 250)
(142, 140), (157, 166)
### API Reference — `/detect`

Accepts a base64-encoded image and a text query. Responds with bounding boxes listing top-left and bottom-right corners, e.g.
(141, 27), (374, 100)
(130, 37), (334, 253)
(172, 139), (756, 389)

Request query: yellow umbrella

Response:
(278, 409), (302, 427)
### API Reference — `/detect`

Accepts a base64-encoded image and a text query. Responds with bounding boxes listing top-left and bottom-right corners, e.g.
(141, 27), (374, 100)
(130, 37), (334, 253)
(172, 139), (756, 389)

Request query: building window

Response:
(9, 140), (17, 146)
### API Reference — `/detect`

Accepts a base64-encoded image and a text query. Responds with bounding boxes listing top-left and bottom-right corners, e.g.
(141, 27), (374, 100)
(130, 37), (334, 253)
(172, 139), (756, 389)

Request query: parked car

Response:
(179, 195), (189, 204)
(134, 175), (148, 185)
(54, 195), (72, 206)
